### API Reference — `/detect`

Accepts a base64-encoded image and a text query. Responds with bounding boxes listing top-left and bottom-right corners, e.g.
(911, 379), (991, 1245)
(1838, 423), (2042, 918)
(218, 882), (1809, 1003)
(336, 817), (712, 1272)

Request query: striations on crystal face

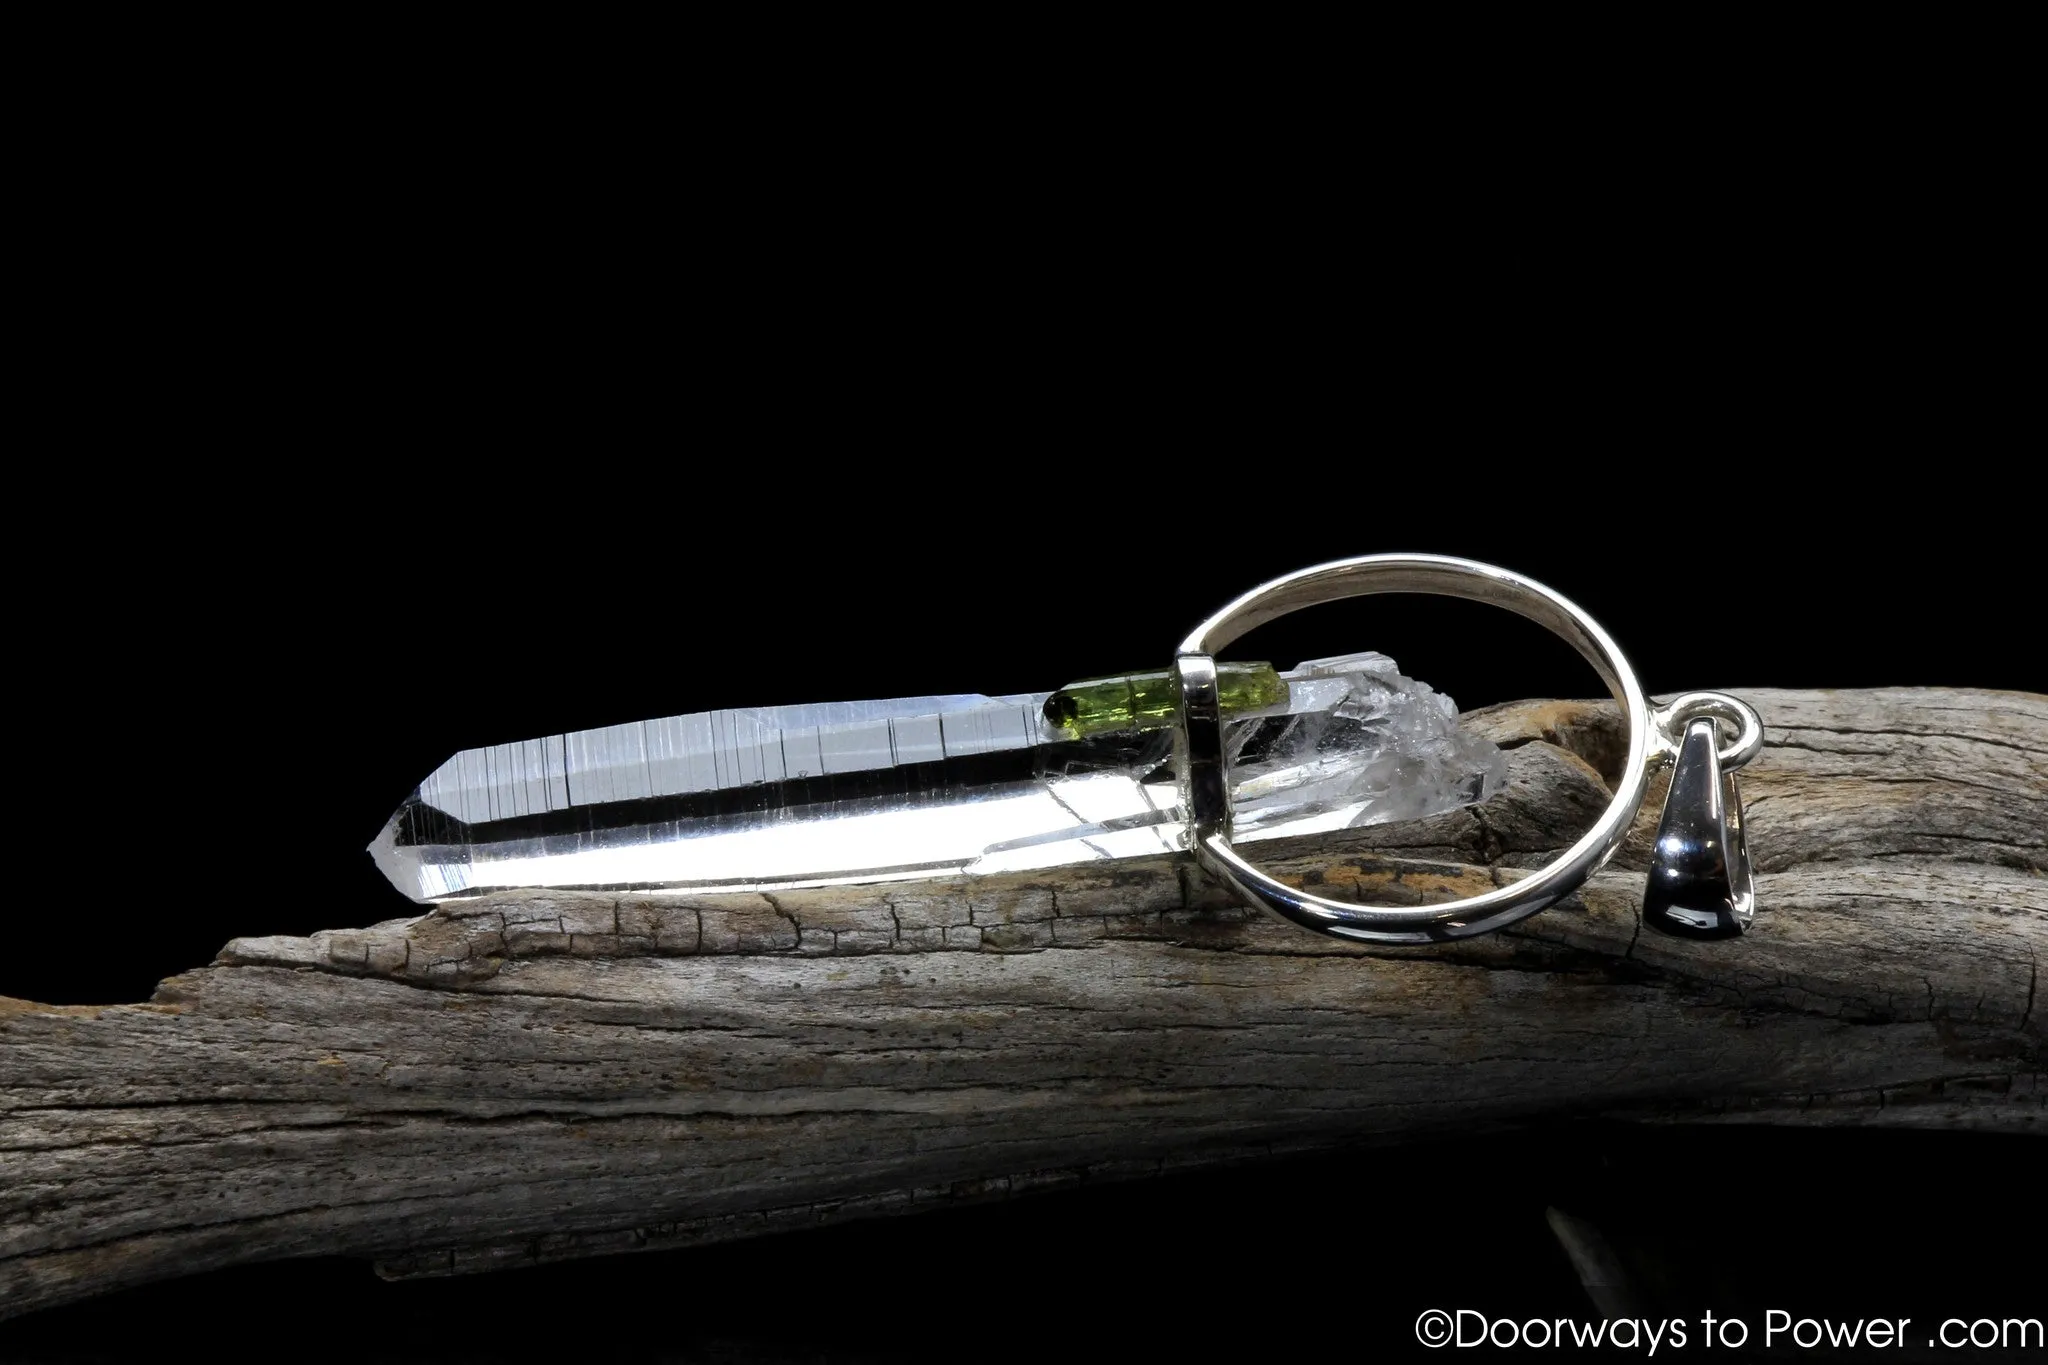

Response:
(367, 651), (1507, 903)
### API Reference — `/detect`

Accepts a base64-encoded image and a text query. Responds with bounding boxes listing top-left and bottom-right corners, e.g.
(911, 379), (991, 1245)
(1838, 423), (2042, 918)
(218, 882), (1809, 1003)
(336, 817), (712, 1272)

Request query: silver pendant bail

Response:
(1642, 694), (1761, 939)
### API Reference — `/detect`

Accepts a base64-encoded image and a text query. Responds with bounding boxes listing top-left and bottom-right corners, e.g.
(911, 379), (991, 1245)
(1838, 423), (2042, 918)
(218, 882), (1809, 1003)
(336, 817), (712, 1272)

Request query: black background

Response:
(2, 102), (2040, 1359)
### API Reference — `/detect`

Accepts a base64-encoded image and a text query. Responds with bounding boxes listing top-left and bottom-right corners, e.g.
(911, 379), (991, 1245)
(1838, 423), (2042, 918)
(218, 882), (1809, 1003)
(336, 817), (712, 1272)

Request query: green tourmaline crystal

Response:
(1043, 662), (1290, 738)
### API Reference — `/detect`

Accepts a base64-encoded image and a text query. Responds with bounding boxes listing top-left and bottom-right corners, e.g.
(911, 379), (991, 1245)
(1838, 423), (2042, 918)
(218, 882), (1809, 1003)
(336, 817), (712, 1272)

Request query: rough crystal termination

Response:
(369, 651), (1506, 902)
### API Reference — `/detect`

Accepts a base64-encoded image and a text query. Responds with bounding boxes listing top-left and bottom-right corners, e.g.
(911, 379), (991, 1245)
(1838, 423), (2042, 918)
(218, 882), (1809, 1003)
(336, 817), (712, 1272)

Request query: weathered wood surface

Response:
(2, 687), (2041, 1318)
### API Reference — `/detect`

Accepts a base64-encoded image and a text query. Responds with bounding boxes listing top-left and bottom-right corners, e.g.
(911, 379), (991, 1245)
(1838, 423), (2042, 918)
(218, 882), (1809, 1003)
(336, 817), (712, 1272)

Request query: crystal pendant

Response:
(368, 651), (1506, 902)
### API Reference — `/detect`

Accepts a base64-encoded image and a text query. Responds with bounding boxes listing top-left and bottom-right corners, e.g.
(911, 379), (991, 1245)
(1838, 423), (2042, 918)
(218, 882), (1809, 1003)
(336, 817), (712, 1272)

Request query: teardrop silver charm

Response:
(1642, 716), (1756, 939)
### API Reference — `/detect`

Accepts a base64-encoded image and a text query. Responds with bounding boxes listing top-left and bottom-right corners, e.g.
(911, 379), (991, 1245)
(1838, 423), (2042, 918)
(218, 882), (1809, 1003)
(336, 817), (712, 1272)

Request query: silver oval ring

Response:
(1173, 553), (1652, 944)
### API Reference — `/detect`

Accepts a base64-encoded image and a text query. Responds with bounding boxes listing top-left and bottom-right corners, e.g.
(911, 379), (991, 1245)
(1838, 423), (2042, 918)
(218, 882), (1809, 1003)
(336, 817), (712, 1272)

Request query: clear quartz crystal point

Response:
(369, 651), (1507, 903)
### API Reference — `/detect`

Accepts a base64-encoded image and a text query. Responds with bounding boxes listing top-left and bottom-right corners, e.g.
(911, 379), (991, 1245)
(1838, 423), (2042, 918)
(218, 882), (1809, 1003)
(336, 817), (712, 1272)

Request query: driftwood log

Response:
(2, 687), (2041, 1319)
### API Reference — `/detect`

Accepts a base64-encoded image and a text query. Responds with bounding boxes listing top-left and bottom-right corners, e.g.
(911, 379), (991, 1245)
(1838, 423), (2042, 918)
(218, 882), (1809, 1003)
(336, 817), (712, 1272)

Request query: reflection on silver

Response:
(1641, 706), (1758, 940)
(369, 652), (1505, 903)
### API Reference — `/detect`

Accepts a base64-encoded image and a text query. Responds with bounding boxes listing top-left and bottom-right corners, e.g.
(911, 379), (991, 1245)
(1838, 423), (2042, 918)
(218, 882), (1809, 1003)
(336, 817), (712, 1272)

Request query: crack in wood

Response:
(1, 687), (2041, 1319)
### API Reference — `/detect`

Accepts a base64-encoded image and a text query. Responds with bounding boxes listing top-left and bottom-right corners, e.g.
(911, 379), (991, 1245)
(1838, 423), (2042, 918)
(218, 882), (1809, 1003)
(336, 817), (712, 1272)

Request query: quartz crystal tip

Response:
(367, 651), (1505, 903)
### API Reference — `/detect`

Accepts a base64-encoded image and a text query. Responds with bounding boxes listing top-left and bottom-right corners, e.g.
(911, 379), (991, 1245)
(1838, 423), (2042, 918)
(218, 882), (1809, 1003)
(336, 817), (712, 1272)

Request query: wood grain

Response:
(2, 687), (2040, 1318)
